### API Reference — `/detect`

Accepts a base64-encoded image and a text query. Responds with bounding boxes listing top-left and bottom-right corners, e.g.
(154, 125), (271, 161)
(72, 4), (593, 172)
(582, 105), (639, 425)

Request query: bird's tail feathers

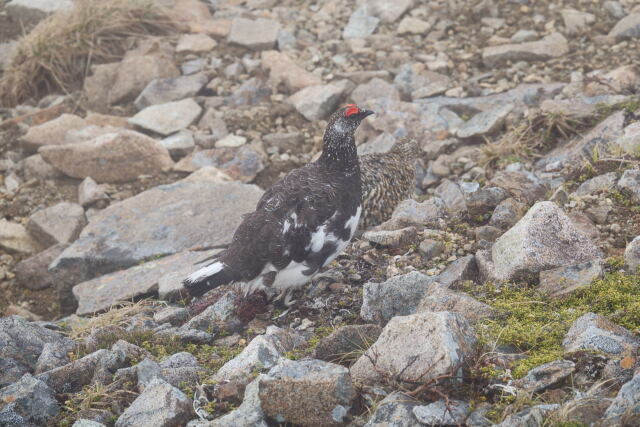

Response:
(183, 261), (234, 297)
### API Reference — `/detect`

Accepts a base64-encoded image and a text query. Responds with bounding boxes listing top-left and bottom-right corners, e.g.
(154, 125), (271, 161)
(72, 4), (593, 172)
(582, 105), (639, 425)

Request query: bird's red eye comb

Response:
(345, 104), (360, 117)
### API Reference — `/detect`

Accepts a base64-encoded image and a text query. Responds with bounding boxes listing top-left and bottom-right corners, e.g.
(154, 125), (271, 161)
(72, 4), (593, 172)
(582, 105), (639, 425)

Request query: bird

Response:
(183, 104), (374, 305)
(358, 137), (420, 229)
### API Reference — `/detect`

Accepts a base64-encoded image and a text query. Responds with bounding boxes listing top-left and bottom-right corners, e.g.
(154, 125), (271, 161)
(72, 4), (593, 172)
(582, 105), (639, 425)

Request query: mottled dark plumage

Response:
(359, 137), (420, 229)
(184, 105), (373, 304)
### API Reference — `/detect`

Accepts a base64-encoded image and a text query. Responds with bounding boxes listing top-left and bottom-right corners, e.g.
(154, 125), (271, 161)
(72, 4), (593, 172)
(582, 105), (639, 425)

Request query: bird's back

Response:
(359, 137), (419, 229)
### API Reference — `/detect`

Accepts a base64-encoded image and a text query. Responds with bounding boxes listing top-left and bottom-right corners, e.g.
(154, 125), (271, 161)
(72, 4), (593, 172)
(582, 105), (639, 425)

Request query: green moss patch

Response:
(473, 270), (640, 378)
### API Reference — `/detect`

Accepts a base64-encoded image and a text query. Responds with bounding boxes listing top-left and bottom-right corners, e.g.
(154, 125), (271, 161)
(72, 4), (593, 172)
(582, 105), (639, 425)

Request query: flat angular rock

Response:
(0, 359), (28, 389)
(417, 285), (493, 324)
(73, 249), (222, 315)
(0, 220), (41, 254)
(15, 243), (68, 291)
(489, 197), (527, 229)
(135, 73), (209, 110)
(261, 50), (322, 93)
(618, 168), (640, 203)
(364, 392), (421, 426)
(435, 179), (467, 213)
(174, 145), (265, 183)
(482, 32), (569, 67)
(561, 9), (595, 34)
(314, 324), (382, 362)
(513, 360), (576, 393)
(78, 177), (108, 208)
(289, 83), (346, 121)
(608, 13), (640, 42)
(192, 377), (267, 427)
(365, 0), (412, 23)
(351, 311), (477, 386)
(413, 400), (469, 425)
(35, 342), (72, 374)
(617, 122), (640, 155)
(397, 17), (432, 35)
(0, 316), (74, 373)
(51, 179), (263, 285)
(489, 169), (546, 204)
(27, 202), (86, 247)
(491, 202), (602, 281)
(563, 312), (640, 356)
(128, 98), (202, 136)
(40, 130), (174, 183)
(494, 404), (559, 427)
(456, 103), (514, 138)
(0, 374), (59, 426)
(379, 198), (447, 229)
(394, 64), (450, 99)
(574, 172), (618, 197)
(21, 113), (87, 153)
(626, 236), (640, 273)
(115, 378), (193, 427)
(258, 359), (356, 426)
(361, 271), (436, 324)
(343, 6), (379, 38)
(228, 17), (280, 50)
(161, 131), (196, 159)
(603, 372), (640, 424)
(538, 260), (603, 298)
(351, 78), (400, 104)
(212, 329), (286, 388)
(362, 227), (416, 248)
(464, 186), (508, 216)
(176, 34), (217, 54)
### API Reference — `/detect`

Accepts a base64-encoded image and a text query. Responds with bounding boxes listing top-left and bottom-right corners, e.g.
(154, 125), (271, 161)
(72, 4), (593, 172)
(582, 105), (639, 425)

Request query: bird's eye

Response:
(345, 105), (360, 117)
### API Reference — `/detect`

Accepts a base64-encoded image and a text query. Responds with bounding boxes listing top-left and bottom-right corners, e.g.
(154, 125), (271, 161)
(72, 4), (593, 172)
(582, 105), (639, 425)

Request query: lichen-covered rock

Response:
(417, 285), (493, 324)
(513, 360), (576, 393)
(618, 169), (640, 203)
(0, 374), (59, 426)
(602, 372), (640, 425)
(360, 271), (436, 324)
(258, 359), (356, 426)
(494, 404), (559, 427)
(574, 172), (618, 197)
(115, 378), (193, 427)
(0, 316), (75, 374)
(538, 260), (604, 298)
(412, 400), (470, 425)
(364, 392), (421, 427)
(625, 236), (640, 273)
(27, 202), (86, 247)
(562, 313), (640, 356)
(491, 202), (602, 281)
(351, 311), (477, 386)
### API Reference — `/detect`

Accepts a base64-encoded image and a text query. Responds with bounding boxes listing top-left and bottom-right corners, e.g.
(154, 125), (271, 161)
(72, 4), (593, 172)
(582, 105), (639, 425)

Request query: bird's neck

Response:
(318, 132), (359, 171)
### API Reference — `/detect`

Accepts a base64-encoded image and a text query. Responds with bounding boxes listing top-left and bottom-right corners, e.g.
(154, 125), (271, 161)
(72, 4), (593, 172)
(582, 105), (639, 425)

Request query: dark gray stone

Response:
(135, 73), (209, 110)
(0, 374), (59, 426)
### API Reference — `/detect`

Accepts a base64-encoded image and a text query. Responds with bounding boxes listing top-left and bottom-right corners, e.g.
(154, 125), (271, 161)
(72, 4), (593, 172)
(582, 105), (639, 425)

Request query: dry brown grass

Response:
(68, 299), (165, 339)
(0, 0), (176, 107)
(479, 110), (588, 171)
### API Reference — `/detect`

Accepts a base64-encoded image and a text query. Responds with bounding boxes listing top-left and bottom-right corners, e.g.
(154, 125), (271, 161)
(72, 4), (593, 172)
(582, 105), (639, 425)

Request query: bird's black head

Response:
(325, 104), (374, 138)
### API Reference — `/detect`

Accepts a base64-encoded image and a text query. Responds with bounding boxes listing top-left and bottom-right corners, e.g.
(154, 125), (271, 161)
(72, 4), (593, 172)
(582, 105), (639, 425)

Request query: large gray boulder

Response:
(115, 378), (193, 427)
(50, 178), (263, 286)
(72, 248), (220, 315)
(351, 311), (477, 386)
(490, 201), (602, 281)
(562, 313), (640, 356)
(258, 359), (356, 426)
(0, 374), (59, 427)
(0, 316), (75, 374)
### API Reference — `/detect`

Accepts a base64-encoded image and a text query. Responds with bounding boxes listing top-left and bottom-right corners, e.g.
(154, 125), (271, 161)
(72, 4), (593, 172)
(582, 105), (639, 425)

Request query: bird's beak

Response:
(359, 109), (374, 119)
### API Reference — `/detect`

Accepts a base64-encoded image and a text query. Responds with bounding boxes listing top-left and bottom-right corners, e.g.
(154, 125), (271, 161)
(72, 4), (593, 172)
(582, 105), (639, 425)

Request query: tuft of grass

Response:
(68, 299), (164, 340)
(473, 271), (640, 378)
(480, 111), (588, 171)
(0, 0), (176, 106)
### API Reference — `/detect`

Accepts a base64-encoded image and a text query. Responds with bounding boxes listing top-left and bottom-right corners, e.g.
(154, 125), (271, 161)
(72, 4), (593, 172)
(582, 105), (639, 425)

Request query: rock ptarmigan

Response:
(359, 137), (419, 229)
(183, 104), (373, 304)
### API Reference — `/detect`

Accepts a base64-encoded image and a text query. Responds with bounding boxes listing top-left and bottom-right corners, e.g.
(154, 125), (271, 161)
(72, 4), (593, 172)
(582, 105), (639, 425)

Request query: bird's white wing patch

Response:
(271, 261), (312, 291)
(345, 206), (362, 238)
(308, 224), (328, 252)
(185, 261), (224, 283)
